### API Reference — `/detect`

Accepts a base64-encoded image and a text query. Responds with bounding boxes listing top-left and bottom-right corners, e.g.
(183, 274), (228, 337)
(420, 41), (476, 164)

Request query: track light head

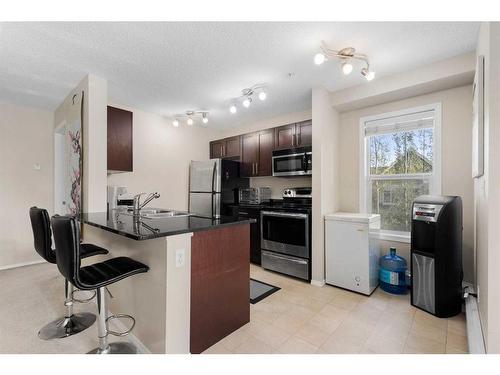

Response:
(361, 68), (375, 81)
(242, 97), (252, 108)
(258, 91), (267, 101)
(229, 105), (237, 114)
(187, 117), (194, 126)
(341, 61), (353, 75)
(314, 53), (326, 65)
(202, 113), (208, 124)
(172, 119), (179, 127)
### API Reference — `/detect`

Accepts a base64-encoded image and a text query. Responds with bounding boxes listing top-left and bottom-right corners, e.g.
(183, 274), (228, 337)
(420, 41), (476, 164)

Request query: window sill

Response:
(377, 231), (411, 244)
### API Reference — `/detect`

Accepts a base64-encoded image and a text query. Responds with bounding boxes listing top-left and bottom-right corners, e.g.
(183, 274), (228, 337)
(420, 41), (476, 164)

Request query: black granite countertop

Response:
(81, 211), (255, 241)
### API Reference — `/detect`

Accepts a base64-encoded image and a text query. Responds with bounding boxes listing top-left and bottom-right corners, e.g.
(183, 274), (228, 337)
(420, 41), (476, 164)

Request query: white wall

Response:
(0, 101), (54, 268)
(107, 105), (223, 210)
(475, 22), (500, 353)
(220, 110), (312, 199)
(337, 85), (474, 280)
(54, 74), (108, 213)
(311, 87), (340, 284)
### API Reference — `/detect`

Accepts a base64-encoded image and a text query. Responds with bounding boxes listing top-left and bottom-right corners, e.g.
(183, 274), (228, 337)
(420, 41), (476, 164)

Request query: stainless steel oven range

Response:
(260, 187), (312, 280)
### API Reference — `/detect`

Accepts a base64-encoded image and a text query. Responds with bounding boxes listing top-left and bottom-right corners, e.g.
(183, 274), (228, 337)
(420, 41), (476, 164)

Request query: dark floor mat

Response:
(250, 278), (280, 304)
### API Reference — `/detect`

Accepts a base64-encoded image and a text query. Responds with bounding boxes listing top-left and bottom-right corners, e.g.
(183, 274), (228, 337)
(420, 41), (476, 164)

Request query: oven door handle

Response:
(261, 211), (308, 219)
(262, 251), (308, 265)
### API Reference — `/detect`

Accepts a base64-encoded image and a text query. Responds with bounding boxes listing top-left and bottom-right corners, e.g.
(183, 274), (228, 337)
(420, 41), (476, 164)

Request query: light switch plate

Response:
(175, 249), (185, 268)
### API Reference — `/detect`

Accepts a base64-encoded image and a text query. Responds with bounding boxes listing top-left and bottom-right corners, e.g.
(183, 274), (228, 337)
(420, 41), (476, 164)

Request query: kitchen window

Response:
(359, 104), (442, 243)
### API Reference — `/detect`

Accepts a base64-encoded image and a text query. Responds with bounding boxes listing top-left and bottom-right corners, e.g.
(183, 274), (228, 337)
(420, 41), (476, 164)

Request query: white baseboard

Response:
(464, 288), (486, 354)
(311, 279), (325, 287)
(107, 314), (151, 354)
(0, 259), (45, 271)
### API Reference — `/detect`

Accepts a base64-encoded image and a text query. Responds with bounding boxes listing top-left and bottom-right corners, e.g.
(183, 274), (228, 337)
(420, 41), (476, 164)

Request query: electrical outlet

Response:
(175, 249), (185, 268)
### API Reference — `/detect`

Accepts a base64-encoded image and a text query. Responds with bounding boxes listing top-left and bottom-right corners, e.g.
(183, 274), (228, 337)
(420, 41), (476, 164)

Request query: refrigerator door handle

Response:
(211, 162), (217, 218)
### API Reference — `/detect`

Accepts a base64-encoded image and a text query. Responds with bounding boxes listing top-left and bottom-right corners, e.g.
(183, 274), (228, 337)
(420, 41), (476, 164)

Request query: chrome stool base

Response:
(38, 313), (96, 340)
(88, 342), (138, 354)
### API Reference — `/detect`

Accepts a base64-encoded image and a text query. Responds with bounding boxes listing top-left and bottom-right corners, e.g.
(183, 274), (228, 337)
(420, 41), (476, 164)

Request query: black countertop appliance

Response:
(410, 195), (463, 318)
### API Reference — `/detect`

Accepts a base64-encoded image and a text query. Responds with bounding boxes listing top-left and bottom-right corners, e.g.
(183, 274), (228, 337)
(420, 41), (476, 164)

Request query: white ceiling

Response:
(0, 22), (479, 129)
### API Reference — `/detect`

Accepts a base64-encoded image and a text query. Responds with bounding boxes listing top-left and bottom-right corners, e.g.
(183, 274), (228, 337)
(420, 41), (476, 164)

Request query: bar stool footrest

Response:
(106, 314), (136, 337)
(71, 289), (96, 303)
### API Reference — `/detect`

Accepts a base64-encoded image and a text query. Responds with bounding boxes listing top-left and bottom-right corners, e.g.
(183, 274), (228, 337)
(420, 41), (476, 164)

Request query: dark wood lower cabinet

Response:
(190, 224), (250, 354)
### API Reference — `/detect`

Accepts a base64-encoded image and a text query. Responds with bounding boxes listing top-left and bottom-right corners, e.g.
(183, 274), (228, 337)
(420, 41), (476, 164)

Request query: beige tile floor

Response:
(202, 264), (468, 354)
(0, 262), (467, 354)
(0, 263), (137, 354)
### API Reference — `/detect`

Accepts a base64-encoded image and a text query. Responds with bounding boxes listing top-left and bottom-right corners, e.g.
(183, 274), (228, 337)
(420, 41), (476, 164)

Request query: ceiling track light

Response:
(171, 110), (209, 127)
(314, 42), (375, 81)
(229, 84), (268, 114)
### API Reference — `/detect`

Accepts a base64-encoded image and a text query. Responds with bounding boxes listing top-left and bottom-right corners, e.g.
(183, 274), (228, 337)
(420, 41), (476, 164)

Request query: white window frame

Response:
(359, 103), (442, 243)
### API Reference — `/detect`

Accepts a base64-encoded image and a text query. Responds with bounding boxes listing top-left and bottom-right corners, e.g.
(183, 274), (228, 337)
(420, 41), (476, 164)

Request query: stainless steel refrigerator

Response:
(189, 159), (249, 218)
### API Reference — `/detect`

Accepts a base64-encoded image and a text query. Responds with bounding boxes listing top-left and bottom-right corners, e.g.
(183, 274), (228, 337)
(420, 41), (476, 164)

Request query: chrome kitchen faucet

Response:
(132, 192), (160, 217)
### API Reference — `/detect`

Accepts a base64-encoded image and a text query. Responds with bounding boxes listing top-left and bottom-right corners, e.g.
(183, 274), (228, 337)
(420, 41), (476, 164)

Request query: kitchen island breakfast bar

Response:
(81, 211), (253, 354)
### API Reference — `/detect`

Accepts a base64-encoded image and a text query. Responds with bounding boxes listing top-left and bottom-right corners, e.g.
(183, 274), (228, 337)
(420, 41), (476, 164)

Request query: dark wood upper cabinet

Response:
(240, 130), (274, 177)
(274, 123), (296, 150)
(209, 119), (310, 177)
(256, 129), (274, 176)
(224, 136), (241, 159)
(274, 120), (312, 149)
(209, 136), (241, 160)
(296, 120), (312, 147)
(107, 106), (133, 172)
(209, 140), (225, 159)
(240, 133), (258, 177)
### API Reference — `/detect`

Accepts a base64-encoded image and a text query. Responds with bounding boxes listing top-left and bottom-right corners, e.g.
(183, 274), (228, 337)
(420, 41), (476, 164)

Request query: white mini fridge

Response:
(325, 213), (381, 295)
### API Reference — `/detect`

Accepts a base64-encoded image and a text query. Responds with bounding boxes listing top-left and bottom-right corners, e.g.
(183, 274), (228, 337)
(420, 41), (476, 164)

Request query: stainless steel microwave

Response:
(272, 146), (312, 177)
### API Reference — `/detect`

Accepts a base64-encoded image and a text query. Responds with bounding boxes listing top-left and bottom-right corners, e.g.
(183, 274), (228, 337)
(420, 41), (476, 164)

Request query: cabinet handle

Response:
(252, 163), (255, 175)
(223, 145), (226, 156)
(220, 145), (223, 157)
(291, 134), (295, 146)
(256, 163), (258, 175)
(298, 133), (301, 145)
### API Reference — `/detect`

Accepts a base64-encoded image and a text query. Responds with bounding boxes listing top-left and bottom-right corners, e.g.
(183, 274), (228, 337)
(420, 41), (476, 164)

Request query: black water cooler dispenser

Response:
(410, 195), (463, 318)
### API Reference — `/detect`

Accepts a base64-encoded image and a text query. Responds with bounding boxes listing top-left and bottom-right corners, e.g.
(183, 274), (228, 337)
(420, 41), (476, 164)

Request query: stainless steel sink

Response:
(121, 208), (191, 219)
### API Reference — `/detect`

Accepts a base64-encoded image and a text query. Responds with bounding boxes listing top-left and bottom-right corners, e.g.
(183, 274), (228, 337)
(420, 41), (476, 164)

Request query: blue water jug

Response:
(379, 247), (408, 294)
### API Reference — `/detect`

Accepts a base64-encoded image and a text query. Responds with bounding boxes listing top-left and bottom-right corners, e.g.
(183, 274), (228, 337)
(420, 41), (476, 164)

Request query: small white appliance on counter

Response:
(107, 186), (133, 210)
(325, 213), (381, 295)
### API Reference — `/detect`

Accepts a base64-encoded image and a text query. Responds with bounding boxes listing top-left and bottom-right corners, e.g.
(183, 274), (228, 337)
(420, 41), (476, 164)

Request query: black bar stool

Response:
(51, 215), (149, 354)
(29, 207), (109, 340)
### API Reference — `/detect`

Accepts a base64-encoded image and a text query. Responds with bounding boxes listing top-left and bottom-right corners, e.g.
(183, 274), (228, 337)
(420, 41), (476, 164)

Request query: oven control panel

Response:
(412, 203), (443, 223)
(283, 187), (312, 198)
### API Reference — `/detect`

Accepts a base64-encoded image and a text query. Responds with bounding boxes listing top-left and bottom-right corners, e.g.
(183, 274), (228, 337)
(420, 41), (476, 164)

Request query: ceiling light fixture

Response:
(315, 42), (376, 82)
(228, 84), (267, 115)
(171, 110), (209, 127)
